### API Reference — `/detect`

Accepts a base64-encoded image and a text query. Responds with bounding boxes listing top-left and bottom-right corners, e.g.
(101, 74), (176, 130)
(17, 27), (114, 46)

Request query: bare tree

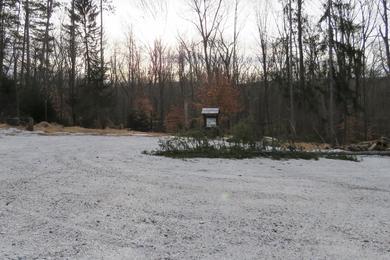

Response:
(139, 0), (167, 20)
(379, 0), (390, 75)
(11, 0), (22, 117)
(284, 0), (296, 137)
(188, 0), (223, 82)
(216, 30), (234, 80)
(256, 0), (271, 135)
(100, 0), (103, 80)
(232, 0), (239, 85)
(0, 0), (5, 83)
(297, 0), (305, 90)
(149, 39), (173, 129)
(69, 0), (77, 124)
(358, 0), (378, 140)
(327, 0), (336, 144)
(52, 25), (69, 123)
(21, 0), (31, 89)
(41, 0), (54, 121)
(177, 42), (190, 128)
(118, 28), (142, 124)
(177, 36), (200, 102)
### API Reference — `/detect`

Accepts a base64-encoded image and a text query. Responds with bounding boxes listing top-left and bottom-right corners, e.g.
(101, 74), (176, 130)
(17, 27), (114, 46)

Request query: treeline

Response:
(0, 0), (389, 144)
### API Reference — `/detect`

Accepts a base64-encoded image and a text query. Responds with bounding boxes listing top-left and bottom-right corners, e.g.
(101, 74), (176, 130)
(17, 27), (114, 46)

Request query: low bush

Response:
(229, 118), (259, 146)
(151, 137), (258, 159)
(146, 135), (361, 162)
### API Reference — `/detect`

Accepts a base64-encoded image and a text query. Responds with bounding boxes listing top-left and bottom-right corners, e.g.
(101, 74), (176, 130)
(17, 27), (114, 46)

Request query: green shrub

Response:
(128, 110), (150, 131)
(146, 135), (364, 162)
(230, 118), (259, 146)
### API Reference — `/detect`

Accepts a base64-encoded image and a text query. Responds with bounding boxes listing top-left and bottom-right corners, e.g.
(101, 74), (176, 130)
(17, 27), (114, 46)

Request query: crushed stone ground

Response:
(0, 133), (389, 259)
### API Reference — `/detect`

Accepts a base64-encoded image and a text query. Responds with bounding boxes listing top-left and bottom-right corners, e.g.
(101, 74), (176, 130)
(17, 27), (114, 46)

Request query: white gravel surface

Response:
(0, 131), (390, 259)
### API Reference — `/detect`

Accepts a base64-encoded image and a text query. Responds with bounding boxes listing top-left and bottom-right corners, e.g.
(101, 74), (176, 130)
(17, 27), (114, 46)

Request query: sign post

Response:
(202, 108), (220, 128)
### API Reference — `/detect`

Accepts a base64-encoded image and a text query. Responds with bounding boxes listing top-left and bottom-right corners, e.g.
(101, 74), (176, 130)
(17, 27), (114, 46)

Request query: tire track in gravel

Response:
(1, 205), (148, 258)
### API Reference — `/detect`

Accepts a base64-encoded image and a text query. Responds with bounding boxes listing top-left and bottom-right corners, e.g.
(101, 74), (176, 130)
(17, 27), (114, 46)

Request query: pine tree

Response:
(74, 0), (100, 83)
(73, 0), (111, 127)
(31, 0), (57, 120)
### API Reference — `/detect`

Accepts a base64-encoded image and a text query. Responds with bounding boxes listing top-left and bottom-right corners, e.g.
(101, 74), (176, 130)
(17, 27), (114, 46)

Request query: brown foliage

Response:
(197, 77), (242, 116)
(337, 114), (374, 144)
(134, 96), (154, 114)
(165, 105), (185, 133)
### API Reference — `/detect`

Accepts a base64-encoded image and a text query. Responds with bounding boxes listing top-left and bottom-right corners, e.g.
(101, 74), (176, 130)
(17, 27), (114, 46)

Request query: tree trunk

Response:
(297, 0), (305, 90)
(42, 0), (54, 122)
(328, 0), (336, 145)
(13, 1), (22, 117)
(288, 0), (296, 138)
(232, 0), (239, 85)
(70, 0), (76, 125)
(25, 0), (31, 89)
(100, 0), (104, 81)
(381, 0), (390, 75)
(0, 0), (4, 85)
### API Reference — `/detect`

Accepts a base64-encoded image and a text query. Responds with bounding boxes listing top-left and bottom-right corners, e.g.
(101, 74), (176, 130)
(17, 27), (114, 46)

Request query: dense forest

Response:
(0, 0), (389, 145)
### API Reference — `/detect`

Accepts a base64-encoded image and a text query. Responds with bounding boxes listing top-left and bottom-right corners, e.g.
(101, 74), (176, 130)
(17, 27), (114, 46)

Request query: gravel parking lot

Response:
(1, 132), (389, 259)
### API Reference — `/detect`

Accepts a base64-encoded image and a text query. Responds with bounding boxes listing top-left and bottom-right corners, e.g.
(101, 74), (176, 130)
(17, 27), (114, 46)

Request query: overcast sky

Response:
(102, 0), (322, 52)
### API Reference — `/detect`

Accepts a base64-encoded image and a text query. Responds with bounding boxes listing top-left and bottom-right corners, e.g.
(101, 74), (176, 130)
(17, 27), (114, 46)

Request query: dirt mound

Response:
(32, 123), (165, 137)
(35, 121), (52, 128)
(2, 122), (165, 137)
(34, 122), (65, 133)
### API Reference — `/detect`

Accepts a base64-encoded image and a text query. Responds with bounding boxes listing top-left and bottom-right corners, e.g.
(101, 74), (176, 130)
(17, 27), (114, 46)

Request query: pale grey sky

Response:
(103, 0), (322, 52)
(105, 1), (264, 49)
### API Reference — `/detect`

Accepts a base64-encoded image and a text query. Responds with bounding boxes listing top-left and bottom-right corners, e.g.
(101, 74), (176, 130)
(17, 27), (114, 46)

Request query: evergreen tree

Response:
(74, 0), (100, 83)
(73, 0), (111, 127)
